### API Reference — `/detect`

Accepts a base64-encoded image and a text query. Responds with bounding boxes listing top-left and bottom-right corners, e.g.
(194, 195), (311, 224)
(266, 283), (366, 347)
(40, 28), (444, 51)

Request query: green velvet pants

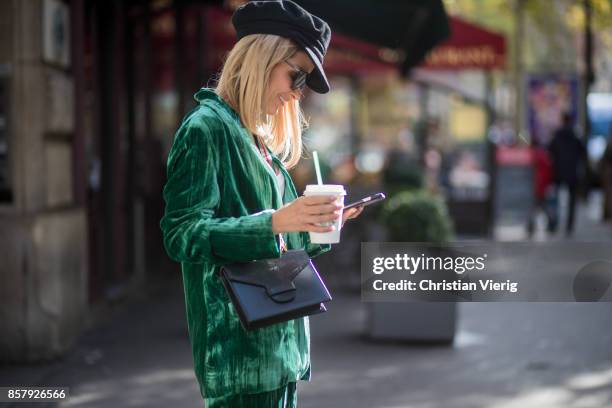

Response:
(204, 382), (297, 408)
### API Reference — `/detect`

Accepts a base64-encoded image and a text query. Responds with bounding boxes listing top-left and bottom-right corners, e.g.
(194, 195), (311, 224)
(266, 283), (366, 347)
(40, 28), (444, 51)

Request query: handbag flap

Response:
(220, 249), (312, 303)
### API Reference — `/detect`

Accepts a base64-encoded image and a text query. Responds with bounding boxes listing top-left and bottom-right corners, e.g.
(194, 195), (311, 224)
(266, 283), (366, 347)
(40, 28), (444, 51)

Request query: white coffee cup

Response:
(303, 184), (346, 244)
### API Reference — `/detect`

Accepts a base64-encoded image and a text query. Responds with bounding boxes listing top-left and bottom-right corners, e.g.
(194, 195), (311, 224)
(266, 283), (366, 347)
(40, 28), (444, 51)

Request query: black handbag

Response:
(218, 249), (332, 331)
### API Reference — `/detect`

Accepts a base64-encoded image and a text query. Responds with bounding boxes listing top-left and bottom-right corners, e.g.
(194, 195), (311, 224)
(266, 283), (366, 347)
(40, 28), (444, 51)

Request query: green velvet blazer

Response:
(160, 88), (330, 399)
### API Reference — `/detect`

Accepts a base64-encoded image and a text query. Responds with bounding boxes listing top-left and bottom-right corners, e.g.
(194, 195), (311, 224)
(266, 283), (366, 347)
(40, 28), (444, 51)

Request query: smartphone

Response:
(344, 192), (386, 210)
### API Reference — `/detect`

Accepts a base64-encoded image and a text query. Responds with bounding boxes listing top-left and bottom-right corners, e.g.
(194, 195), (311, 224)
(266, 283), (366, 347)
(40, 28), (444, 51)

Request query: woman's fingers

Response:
(276, 195), (357, 234)
(341, 208), (355, 224)
(275, 195), (343, 234)
(303, 203), (341, 215)
(351, 206), (364, 218)
(345, 207), (359, 218)
(302, 195), (337, 206)
(341, 206), (364, 226)
(306, 223), (335, 233)
(308, 212), (341, 224)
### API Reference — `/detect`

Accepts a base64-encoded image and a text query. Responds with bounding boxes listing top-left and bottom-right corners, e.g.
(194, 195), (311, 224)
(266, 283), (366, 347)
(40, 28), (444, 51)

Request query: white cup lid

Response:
(304, 184), (346, 195)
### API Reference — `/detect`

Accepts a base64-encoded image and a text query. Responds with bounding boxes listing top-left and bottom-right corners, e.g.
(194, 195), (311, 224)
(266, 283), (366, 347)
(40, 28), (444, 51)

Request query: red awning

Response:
(421, 16), (506, 70)
(325, 34), (396, 75)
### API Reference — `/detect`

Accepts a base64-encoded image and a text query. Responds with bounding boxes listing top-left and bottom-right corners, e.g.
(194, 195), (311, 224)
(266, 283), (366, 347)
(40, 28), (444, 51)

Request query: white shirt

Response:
(275, 166), (285, 199)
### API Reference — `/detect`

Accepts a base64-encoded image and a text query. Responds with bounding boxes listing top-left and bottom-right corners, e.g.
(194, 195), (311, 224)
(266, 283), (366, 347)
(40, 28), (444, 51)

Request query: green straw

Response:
(312, 151), (323, 185)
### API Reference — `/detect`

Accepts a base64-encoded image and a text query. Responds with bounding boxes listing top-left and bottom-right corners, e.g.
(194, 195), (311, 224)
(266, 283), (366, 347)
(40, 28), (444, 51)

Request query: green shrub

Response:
(383, 155), (423, 196)
(380, 190), (453, 243)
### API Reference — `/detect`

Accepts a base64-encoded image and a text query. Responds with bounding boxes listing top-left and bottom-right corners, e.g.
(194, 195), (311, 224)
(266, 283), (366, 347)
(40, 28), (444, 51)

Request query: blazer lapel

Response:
(241, 130), (284, 208)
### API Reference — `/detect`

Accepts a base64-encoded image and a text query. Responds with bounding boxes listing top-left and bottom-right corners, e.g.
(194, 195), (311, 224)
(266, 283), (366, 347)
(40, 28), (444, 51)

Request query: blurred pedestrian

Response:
(159, 1), (363, 407)
(527, 137), (556, 236)
(600, 127), (612, 221)
(548, 112), (587, 235)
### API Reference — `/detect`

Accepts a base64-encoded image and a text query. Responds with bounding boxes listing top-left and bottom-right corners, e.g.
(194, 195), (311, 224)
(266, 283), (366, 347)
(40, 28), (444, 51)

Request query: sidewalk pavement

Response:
(1, 196), (611, 408)
(494, 190), (611, 242)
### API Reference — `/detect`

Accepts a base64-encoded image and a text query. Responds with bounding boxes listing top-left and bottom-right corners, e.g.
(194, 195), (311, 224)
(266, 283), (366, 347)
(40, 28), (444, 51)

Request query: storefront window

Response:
(292, 77), (353, 190)
(358, 74), (422, 184)
(446, 96), (490, 200)
(303, 77), (353, 165)
(361, 74), (421, 153)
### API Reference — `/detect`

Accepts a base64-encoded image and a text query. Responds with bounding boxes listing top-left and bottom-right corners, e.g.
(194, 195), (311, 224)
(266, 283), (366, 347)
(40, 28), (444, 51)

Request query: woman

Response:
(160, 1), (363, 406)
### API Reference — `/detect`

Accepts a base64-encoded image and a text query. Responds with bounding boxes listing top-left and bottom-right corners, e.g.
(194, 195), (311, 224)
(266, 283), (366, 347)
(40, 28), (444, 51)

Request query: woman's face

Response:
(265, 50), (315, 115)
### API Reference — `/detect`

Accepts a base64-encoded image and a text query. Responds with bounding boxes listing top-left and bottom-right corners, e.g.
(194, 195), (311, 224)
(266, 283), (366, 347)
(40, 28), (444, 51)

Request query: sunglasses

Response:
(284, 60), (308, 92)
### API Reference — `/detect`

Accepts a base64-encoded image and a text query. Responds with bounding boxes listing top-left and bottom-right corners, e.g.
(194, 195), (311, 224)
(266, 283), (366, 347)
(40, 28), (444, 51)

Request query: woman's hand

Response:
(272, 195), (342, 234)
(341, 205), (365, 227)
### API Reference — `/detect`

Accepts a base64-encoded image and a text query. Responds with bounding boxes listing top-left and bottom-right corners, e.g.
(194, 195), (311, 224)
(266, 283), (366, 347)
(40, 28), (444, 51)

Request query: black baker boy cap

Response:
(232, 0), (331, 94)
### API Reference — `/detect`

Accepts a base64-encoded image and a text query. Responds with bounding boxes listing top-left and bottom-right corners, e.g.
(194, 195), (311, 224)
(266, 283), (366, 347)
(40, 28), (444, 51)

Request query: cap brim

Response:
(303, 46), (330, 94)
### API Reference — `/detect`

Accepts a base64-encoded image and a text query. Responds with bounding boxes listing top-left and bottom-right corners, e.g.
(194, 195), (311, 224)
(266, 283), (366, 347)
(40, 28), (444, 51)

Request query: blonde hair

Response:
(215, 34), (308, 169)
